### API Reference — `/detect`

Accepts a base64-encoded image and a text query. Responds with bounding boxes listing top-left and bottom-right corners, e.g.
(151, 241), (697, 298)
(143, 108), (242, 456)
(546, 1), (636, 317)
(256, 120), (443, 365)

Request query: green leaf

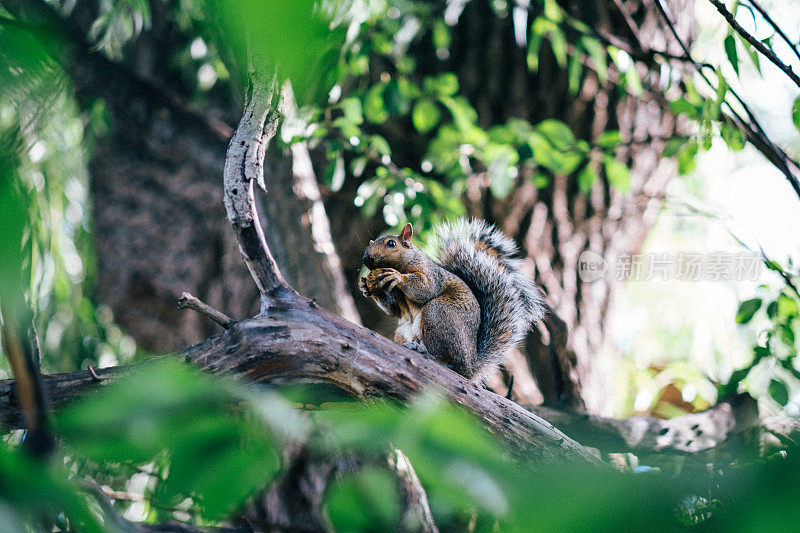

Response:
(364, 84), (389, 124)
(764, 259), (786, 273)
(370, 135), (392, 157)
(533, 173), (550, 188)
(754, 345), (771, 360)
(792, 96), (800, 133)
(211, 0), (344, 105)
(324, 155), (346, 192)
(440, 95), (478, 133)
(768, 379), (790, 406)
(724, 34), (739, 76)
(669, 98), (701, 119)
(624, 68), (643, 97)
(777, 293), (800, 318)
(423, 72), (459, 96)
(0, 161), (28, 311)
(713, 70), (728, 119)
(577, 165), (598, 193)
(677, 140), (698, 175)
(567, 52), (583, 94)
(383, 78), (419, 115)
(603, 157), (631, 193)
(325, 467), (400, 533)
(57, 360), (291, 520)
(736, 33), (762, 75)
(767, 300), (779, 319)
(663, 138), (687, 157)
(548, 27), (568, 68)
(432, 20), (451, 52)
(537, 119), (575, 150)
(596, 130), (622, 149)
(412, 99), (441, 133)
(581, 36), (608, 81)
(735, 298), (762, 324)
(340, 97), (363, 125)
(721, 119), (745, 151)
(779, 323), (796, 347)
(527, 18), (549, 72)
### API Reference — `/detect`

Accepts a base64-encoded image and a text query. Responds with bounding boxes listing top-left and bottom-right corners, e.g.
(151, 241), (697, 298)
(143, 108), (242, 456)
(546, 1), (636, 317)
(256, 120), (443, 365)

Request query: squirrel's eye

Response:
(386, 239), (396, 248)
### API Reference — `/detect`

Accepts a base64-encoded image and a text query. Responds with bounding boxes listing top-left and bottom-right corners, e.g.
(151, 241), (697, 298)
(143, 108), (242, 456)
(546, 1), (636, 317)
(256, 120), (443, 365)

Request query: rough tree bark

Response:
(26, 0), (363, 353)
(80, 55), (361, 350)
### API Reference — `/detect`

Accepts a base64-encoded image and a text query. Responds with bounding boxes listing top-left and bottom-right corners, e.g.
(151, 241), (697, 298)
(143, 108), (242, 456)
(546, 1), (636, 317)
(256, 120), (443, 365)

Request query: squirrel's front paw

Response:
(374, 268), (402, 292)
(359, 276), (372, 297)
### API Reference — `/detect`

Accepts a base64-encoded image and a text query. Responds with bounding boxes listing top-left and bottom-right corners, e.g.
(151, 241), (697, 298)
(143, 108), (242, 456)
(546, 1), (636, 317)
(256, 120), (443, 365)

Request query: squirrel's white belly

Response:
(395, 305), (423, 344)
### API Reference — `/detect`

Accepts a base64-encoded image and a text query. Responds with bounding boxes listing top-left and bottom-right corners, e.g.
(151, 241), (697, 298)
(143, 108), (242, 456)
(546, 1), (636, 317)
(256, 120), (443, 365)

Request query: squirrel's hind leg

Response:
(420, 298), (480, 378)
(402, 341), (428, 354)
(402, 341), (456, 371)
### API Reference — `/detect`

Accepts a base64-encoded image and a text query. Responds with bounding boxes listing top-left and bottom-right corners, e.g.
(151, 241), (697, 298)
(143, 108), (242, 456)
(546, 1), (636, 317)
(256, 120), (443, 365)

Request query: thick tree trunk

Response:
(1, 0), (361, 354)
(73, 52), (360, 352)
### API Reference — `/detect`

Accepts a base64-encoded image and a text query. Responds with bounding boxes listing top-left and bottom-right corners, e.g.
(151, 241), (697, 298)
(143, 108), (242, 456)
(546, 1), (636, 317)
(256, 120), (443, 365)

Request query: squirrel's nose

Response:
(363, 252), (375, 269)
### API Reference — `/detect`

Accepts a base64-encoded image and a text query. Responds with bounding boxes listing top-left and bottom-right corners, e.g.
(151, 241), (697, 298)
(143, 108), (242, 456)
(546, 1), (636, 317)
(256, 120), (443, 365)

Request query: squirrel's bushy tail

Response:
(433, 218), (545, 378)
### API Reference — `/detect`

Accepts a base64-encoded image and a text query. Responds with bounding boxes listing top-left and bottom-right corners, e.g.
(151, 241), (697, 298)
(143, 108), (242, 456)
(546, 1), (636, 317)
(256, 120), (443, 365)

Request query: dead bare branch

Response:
(177, 292), (235, 329)
(222, 76), (293, 304)
(389, 449), (439, 533)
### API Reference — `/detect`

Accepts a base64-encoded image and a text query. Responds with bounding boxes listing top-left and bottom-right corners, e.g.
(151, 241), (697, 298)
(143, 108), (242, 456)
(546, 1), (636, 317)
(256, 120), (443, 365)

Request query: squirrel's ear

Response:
(400, 223), (413, 246)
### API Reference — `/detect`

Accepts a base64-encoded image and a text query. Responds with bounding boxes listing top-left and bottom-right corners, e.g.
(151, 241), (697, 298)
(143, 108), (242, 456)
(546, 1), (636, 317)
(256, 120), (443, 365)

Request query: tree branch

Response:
(389, 449), (439, 533)
(707, 0), (800, 88)
(746, 0), (800, 65)
(223, 78), (293, 304)
(652, 0), (800, 201)
(0, 297), (606, 467)
(529, 393), (761, 455)
(177, 292), (234, 329)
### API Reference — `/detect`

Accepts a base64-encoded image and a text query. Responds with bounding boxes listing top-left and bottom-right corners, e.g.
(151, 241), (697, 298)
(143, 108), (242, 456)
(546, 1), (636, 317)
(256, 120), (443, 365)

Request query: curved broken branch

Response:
(223, 78), (292, 303)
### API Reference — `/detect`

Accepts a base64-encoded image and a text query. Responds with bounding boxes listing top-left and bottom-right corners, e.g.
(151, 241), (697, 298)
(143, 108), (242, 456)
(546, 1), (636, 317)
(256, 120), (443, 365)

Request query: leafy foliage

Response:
(0, 360), (790, 530)
(725, 257), (800, 408)
(58, 361), (297, 520)
(0, 16), (136, 374)
(266, 0), (655, 236)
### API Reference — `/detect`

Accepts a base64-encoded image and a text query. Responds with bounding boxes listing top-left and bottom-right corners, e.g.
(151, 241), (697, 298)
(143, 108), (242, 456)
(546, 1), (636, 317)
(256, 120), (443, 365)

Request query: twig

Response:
(609, 0), (645, 52)
(87, 365), (102, 382)
(652, 0), (800, 201)
(388, 449), (439, 533)
(80, 479), (139, 533)
(505, 375), (515, 400)
(177, 292), (234, 329)
(757, 246), (800, 299)
(707, 0), (800, 88)
(0, 308), (55, 457)
(746, 0), (800, 64)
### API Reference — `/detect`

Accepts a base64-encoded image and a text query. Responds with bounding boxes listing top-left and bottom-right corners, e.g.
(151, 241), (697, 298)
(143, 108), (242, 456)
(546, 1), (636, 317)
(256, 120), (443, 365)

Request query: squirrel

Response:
(359, 218), (545, 381)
